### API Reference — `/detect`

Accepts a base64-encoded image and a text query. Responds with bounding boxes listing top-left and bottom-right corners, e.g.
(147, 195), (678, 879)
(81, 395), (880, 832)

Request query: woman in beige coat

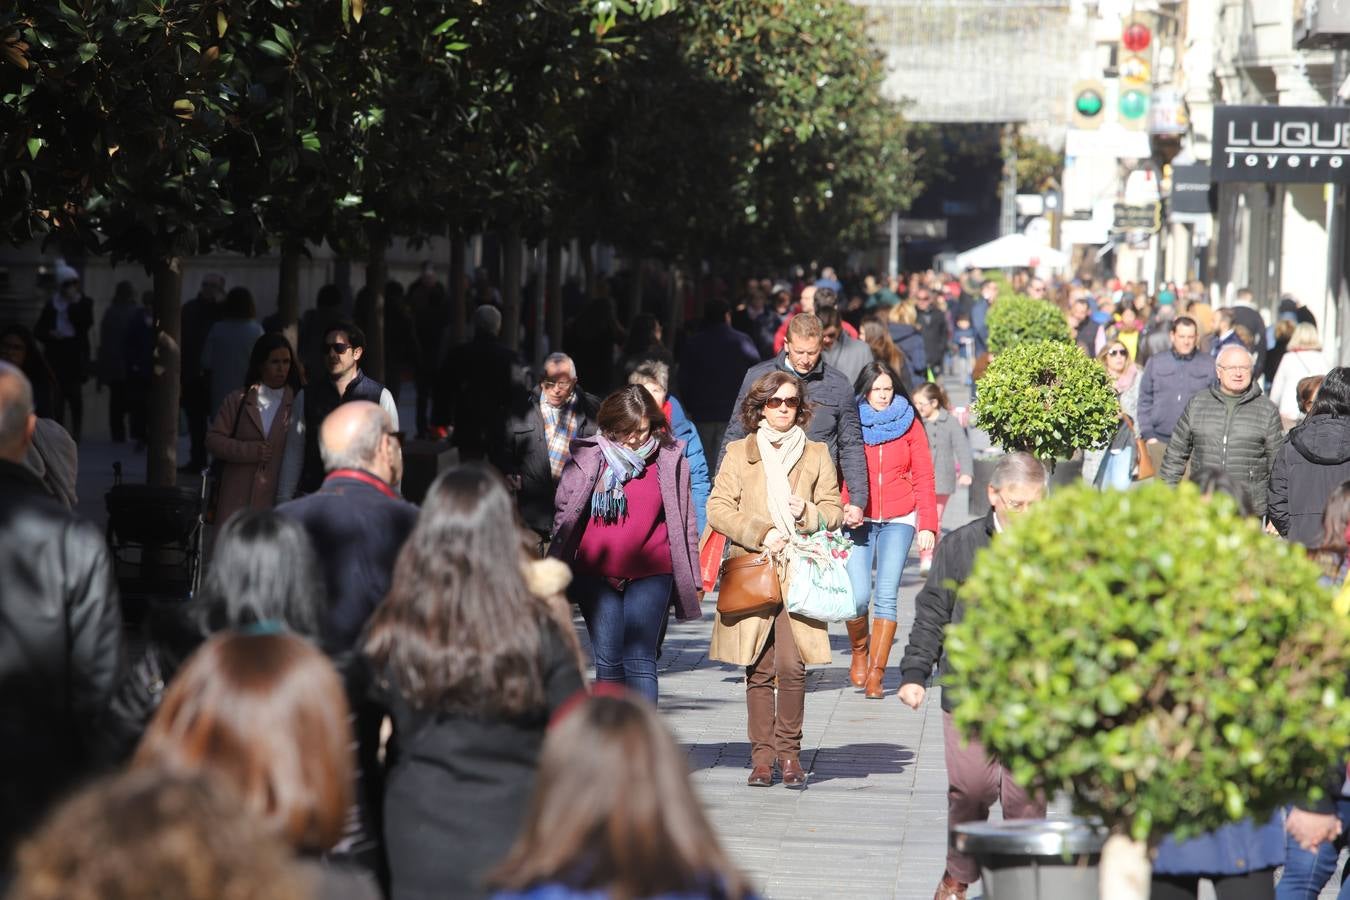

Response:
(706, 370), (843, 789)
(205, 333), (301, 533)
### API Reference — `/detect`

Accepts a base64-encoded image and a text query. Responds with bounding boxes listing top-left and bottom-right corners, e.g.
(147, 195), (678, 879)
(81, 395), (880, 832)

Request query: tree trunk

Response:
(449, 229), (467, 345)
(665, 264), (684, 351)
(580, 239), (595, 299)
(502, 223), (523, 353)
(532, 243), (546, 368)
(546, 237), (563, 355)
(362, 239), (387, 385)
(627, 257), (644, 321)
(1099, 834), (1150, 900)
(146, 256), (183, 487)
(277, 242), (302, 354)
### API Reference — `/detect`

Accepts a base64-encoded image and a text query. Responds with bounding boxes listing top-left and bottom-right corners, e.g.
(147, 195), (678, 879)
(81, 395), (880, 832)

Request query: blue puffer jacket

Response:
(1151, 813), (1286, 876)
(887, 322), (927, 376)
(666, 395), (710, 535)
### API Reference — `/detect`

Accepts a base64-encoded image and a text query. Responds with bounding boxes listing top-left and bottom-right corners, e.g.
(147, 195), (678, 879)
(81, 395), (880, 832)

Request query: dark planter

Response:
(953, 818), (1107, 899)
(968, 455), (1084, 517)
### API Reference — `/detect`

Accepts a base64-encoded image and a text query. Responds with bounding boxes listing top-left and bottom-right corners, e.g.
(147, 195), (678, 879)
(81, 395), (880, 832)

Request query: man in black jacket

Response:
(1160, 344), (1283, 518)
(278, 400), (418, 652)
(898, 452), (1048, 900)
(915, 289), (949, 377)
(433, 304), (520, 459)
(0, 362), (121, 867)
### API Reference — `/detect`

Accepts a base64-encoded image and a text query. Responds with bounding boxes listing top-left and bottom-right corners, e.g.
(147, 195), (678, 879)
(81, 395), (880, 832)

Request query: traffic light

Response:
(1119, 17), (1153, 131)
(1119, 89), (1150, 129)
(1072, 80), (1106, 130)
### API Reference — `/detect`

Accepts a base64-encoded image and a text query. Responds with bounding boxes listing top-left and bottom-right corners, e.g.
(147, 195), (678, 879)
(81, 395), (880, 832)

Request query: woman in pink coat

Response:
(206, 333), (302, 531)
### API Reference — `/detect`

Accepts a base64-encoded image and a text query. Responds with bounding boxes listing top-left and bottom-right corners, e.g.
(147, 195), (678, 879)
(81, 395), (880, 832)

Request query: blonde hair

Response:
(887, 302), (917, 326)
(1289, 322), (1322, 352)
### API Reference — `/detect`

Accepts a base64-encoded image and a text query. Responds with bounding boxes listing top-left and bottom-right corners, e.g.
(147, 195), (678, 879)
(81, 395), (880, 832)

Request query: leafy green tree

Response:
(1, 0), (237, 485)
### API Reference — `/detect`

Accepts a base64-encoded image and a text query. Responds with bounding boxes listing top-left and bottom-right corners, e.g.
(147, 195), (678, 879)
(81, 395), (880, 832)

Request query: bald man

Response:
(0, 361), (121, 862)
(277, 400), (418, 652)
(1160, 344), (1283, 516)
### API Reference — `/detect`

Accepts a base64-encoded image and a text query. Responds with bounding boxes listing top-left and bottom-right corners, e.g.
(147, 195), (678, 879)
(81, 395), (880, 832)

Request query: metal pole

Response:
(888, 212), (900, 278)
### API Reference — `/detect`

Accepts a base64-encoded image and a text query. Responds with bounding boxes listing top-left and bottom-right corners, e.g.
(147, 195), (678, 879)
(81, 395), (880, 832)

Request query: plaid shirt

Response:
(541, 394), (579, 479)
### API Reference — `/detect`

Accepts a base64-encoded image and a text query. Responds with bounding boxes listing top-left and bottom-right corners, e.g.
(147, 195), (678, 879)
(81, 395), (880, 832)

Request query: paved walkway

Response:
(649, 494), (976, 900)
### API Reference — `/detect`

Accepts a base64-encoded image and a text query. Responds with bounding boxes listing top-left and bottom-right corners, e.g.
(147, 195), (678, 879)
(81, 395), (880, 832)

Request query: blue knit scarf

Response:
(858, 397), (915, 446)
(590, 435), (660, 523)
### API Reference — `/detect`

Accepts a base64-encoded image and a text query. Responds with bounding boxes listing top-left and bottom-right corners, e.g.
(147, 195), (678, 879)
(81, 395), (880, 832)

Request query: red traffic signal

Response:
(1122, 22), (1151, 52)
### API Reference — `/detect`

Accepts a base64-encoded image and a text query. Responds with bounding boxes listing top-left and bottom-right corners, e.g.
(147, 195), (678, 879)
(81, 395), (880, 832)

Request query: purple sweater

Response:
(573, 463), (672, 579)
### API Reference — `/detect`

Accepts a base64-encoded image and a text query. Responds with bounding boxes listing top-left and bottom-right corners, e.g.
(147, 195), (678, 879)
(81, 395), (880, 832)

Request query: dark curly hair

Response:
(739, 371), (813, 434)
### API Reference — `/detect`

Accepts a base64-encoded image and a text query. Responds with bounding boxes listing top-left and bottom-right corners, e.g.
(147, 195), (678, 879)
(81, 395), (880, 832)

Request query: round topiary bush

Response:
(946, 481), (1350, 850)
(973, 339), (1118, 461)
(986, 295), (1072, 355)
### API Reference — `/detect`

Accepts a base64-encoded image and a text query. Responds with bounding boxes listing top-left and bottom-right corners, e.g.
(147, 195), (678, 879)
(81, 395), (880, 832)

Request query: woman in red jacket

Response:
(844, 361), (938, 698)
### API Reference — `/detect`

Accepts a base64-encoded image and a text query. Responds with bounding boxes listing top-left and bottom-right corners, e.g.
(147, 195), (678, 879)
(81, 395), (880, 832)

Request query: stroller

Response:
(105, 462), (207, 609)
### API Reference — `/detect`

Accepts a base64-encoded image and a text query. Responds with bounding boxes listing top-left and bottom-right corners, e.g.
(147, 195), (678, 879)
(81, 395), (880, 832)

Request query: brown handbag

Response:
(716, 551), (783, 619)
(1123, 413), (1155, 480)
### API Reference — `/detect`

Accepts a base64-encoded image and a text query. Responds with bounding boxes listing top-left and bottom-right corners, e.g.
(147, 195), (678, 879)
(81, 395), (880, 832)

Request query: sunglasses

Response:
(325, 342), (352, 355)
(1107, 348), (1128, 357)
(764, 396), (801, 410)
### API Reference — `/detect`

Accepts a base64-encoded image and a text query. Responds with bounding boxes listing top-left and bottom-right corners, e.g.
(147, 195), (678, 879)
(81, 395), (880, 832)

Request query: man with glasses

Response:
(897, 452), (1050, 900)
(1160, 344), (1282, 517)
(278, 321), (398, 499)
(498, 352), (601, 546)
(1137, 316), (1217, 478)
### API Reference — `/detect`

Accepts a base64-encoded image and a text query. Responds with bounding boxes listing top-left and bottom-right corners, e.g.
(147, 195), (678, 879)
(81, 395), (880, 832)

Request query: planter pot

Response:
(968, 455), (1085, 517)
(953, 818), (1107, 900)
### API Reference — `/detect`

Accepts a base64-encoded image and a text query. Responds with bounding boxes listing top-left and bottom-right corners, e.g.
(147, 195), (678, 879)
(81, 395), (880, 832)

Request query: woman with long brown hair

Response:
(365, 464), (586, 900)
(490, 695), (756, 900)
(133, 631), (377, 899)
(707, 371), (842, 789)
(550, 384), (702, 705)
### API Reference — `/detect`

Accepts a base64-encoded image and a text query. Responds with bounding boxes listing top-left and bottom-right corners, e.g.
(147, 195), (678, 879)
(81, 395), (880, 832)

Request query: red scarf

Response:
(323, 468), (399, 500)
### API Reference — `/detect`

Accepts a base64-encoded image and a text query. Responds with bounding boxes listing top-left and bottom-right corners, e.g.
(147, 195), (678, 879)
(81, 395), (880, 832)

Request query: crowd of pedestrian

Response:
(4, 258), (1350, 900)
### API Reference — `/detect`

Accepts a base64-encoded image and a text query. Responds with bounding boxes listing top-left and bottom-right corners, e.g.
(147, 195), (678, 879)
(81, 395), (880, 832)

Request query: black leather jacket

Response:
(0, 460), (122, 859)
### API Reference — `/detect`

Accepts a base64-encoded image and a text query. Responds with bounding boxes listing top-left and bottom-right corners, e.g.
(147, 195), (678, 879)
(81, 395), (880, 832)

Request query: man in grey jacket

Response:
(1159, 344), (1283, 516)
(1136, 316), (1214, 475)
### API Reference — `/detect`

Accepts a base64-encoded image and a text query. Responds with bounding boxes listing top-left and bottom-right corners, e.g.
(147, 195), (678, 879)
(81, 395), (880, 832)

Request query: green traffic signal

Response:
(1120, 89), (1149, 120)
(1075, 90), (1104, 117)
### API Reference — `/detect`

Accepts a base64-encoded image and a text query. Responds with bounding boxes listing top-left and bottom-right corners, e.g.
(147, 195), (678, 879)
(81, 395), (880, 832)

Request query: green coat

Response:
(1159, 383), (1283, 515)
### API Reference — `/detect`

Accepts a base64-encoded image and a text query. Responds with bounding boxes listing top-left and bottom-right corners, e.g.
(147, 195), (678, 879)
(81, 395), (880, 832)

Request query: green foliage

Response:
(1014, 132), (1063, 194)
(986, 296), (1072, 355)
(973, 340), (1118, 460)
(946, 481), (1350, 842)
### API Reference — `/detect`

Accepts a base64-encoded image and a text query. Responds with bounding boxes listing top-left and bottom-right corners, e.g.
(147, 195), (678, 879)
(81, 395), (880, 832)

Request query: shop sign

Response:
(1212, 105), (1350, 183)
(1170, 164), (1212, 216)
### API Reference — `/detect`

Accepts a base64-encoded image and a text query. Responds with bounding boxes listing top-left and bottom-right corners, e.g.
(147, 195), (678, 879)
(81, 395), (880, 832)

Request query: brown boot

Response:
(845, 616), (869, 687)
(865, 619), (898, 699)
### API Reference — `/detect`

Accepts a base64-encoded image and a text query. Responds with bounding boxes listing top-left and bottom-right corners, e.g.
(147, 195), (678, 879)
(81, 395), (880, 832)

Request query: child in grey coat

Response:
(913, 382), (972, 574)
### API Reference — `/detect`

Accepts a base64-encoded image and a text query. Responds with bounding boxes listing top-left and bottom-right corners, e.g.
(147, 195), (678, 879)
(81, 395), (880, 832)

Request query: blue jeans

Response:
(571, 574), (673, 705)
(1276, 798), (1350, 900)
(845, 519), (916, 622)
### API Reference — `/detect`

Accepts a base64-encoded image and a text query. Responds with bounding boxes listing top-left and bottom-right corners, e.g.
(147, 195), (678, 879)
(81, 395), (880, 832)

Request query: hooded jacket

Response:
(1158, 383), (1283, 516)
(1267, 414), (1350, 545)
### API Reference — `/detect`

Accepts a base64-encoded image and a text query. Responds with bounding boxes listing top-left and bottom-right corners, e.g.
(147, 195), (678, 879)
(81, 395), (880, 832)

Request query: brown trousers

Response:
(943, 711), (1046, 884)
(745, 604), (805, 768)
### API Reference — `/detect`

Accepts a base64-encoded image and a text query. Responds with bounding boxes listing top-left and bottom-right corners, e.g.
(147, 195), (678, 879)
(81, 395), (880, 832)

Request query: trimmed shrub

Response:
(986, 295), (1072, 355)
(973, 339), (1118, 461)
(946, 481), (1350, 842)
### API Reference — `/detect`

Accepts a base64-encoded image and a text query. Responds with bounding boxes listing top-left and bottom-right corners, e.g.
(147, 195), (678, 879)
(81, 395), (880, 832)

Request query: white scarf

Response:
(755, 422), (806, 542)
